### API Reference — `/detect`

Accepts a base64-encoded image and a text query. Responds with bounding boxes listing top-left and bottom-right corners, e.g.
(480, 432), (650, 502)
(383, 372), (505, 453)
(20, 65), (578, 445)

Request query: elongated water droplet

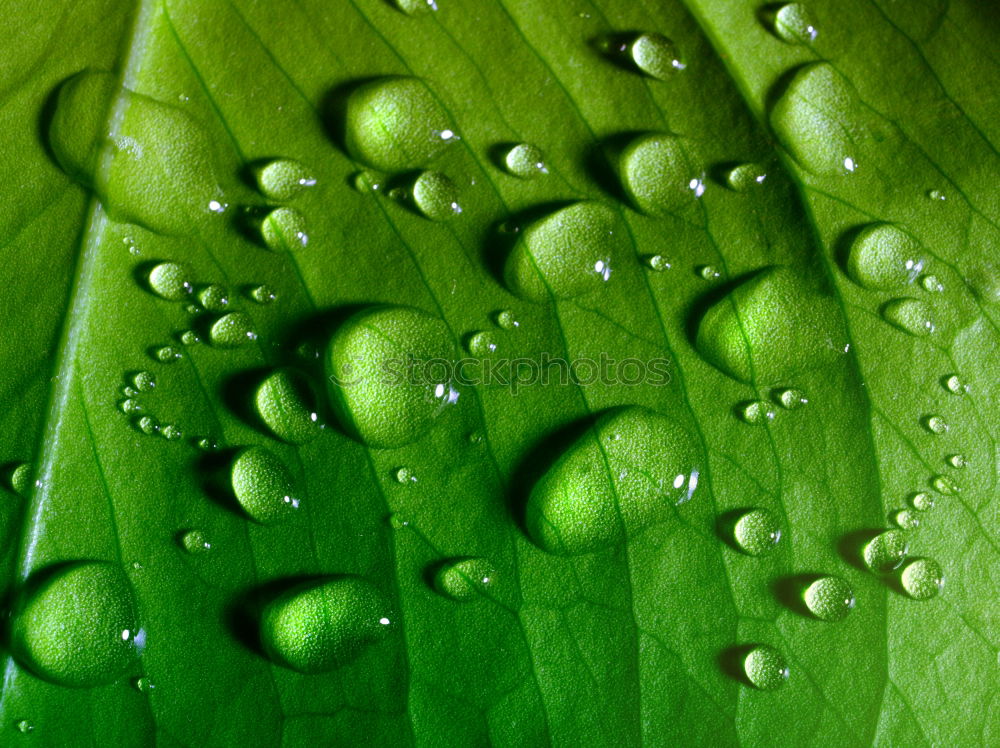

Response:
(931, 474), (958, 495)
(12, 562), (139, 687)
(743, 645), (789, 690)
(148, 262), (193, 300)
(922, 414), (948, 434)
(526, 407), (701, 555)
(327, 306), (455, 448)
(644, 254), (672, 271)
(725, 162), (768, 191)
(942, 374), (967, 394)
(180, 529), (211, 554)
(946, 454), (967, 469)
(261, 577), (391, 673)
(739, 400), (776, 424)
(503, 143), (547, 178)
(804, 576), (855, 621)
(255, 369), (323, 444)
(466, 331), (497, 356)
(231, 446), (300, 524)
(255, 158), (316, 201)
(619, 134), (702, 214)
(775, 387), (807, 409)
(733, 508), (782, 556)
(343, 77), (456, 172)
(435, 558), (497, 602)
(504, 202), (621, 302)
(910, 491), (934, 511)
(630, 33), (685, 78)
(495, 309), (519, 329)
(900, 557), (944, 600)
(133, 371), (156, 392)
(882, 298), (935, 336)
(894, 509), (920, 530)
(198, 284), (229, 312)
(863, 529), (908, 573)
(154, 345), (183, 363)
(250, 284), (277, 304)
(846, 224), (924, 290)
(261, 207), (308, 251)
(773, 3), (818, 43)
(10, 463), (32, 496)
(412, 171), (461, 220)
(209, 312), (256, 347)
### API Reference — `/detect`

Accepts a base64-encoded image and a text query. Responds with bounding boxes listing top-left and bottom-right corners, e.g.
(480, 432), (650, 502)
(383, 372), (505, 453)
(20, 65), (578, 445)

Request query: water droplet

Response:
(209, 312), (256, 347)
(180, 330), (201, 346)
(773, 3), (818, 43)
(525, 407), (701, 555)
(11, 562), (139, 687)
(922, 415), (948, 434)
(921, 274), (944, 292)
(394, 0), (437, 15)
(931, 474), (958, 494)
(882, 298), (935, 336)
(504, 202), (622, 302)
(743, 645), (789, 690)
(136, 415), (159, 435)
(910, 491), (935, 511)
(10, 463), (32, 496)
(394, 466), (416, 484)
(254, 158), (316, 201)
(148, 262), (193, 300)
(630, 33), (685, 78)
(352, 170), (382, 193)
(725, 162), (768, 191)
(231, 446), (300, 524)
(327, 306), (456, 448)
(927, 189), (946, 201)
(619, 134), (702, 214)
(207, 199), (228, 215)
(180, 529), (211, 554)
(16, 720), (33, 734)
(846, 224), (924, 290)
(946, 454), (967, 469)
(133, 371), (156, 392)
(161, 423), (182, 441)
(733, 508), (782, 556)
(739, 400), (777, 424)
(863, 529), (908, 573)
(775, 387), (808, 409)
(434, 558), (497, 602)
(184, 303), (201, 315)
(261, 577), (391, 673)
(119, 398), (142, 415)
(697, 265), (721, 280)
(893, 509), (920, 530)
(388, 513), (410, 529)
(343, 77), (456, 172)
(261, 207), (308, 251)
(900, 557), (944, 600)
(467, 430), (484, 445)
(122, 386), (139, 398)
(466, 331), (497, 356)
(495, 309), (519, 329)
(133, 676), (155, 692)
(644, 254), (672, 271)
(197, 284), (229, 312)
(196, 437), (219, 451)
(412, 170), (461, 220)
(942, 374), (967, 394)
(154, 345), (183, 363)
(503, 143), (548, 178)
(255, 369), (323, 444)
(803, 576), (855, 621)
(250, 284), (277, 305)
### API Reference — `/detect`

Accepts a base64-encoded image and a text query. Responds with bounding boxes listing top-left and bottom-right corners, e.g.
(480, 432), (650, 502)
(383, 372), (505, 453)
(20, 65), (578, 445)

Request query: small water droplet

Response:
(733, 508), (782, 556)
(196, 437), (219, 451)
(931, 474), (958, 494)
(503, 143), (548, 178)
(412, 170), (462, 220)
(893, 509), (920, 530)
(261, 207), (308, 251)
(900, 557), (944, 600)
(882, 298), (935, 336)
(743, 645), (789, 690)
(698, 265), (721, 280)
(846, 224), (924, 290)
(184, 303), (201, 315)
(133, 371), (156, 392)
(10, 463), (32, 496)
(255, 158), (316, 201)
(231, 446), (300, 524)
(119, 398), (142, 415)
(209, 312), (256, 347)
(135, 415), (159, 435)
(250, 284), (277, 304)
(434, 558), (497, 602)
(148, 262), (193, 300)
(942, 374), (968, 395)
(630, 33), (685, 79)
(207, 199), (228, 214)
(922, 415), (948, 434)
(466, 331), (497, 356)
(133, 676), (155, 692)
(739, 400), (776, 424)
(467, 431), (484, 445)
(775, 388), (807, 409)
(394, 467), (417, 484)
(927, 189), (946, 201)
(644, 254), (672, 271)
(946, 454), (967, 469)
(180, 529), (211, 554)
(161, 423), (182, 441)
(352, 170), (382, 193)
(910, 491), (935, 511)
(179, 329), (201, 346)
(863, 529), (908, 573)
(920, 274), (944, 293)
(803, 576), (855, 621)
(154, 345), (183, 363)
(394, 0), (438, 15)
(495, 309), (519, 329)
(773, 3), (818, 43)
(725, 162), (768, 191)
(388, 513), (411, 529)
(122, 386), (139, 398)
(198, 284), (229, 312)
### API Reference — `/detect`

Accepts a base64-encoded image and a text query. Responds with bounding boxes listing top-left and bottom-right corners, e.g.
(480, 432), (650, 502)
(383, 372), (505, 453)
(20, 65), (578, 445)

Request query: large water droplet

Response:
(254, 158), (316, 201)
(773, 3), (818, 43)
(804, 576), (855, 621)
(733, 508), (782, 556)
(630, 33), (685, 79)
(434, 558), (497, 602)
(504, 202), (621, 302)
(209, 312), (257, 347)
(326, 306), (455, 448)
(503, 143), (548, 178)
(12, 562), (139, 687)
(846, 224), (924, 290)
(260, 577), (391, 673)
(619, 134), (702, 215)
(863, 529), (908, 573)
(261, 207), (308, 251)
(743, 645), (789, 690)
(343, 77), (456, 172)
(231, 446), (300, 524)
(525, 407), (700, 556)
(900, 558), (944, 600)
(412, 170), (461, 220)
(255, 369), (323, 444)
(695, 267), (839, 383)
(882, 298), (935, 336)
(148, 262), (194, 300)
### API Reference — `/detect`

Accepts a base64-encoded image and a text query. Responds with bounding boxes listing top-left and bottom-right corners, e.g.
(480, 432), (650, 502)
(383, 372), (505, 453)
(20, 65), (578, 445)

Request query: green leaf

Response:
(0, 0), (996, 745)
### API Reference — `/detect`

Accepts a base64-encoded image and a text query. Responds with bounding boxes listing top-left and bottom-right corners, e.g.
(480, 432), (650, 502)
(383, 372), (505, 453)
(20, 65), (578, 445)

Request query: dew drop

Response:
(388, 513), (411, 529)
(10, 463), (32, 497)
(698, 265), (721, 280)
(394, 466), (417, 484)
(495, 309), (520, 329)
(775, 387), (808, 409)
(733, 508), (782, 556)
(920, 274), (944, 293)
(197, 284), (229, 312)
(803, 576), (855, 621)
(261, 207), (308, 251)
(743, 645), (789, 690)
(863, 529), (908, 573)
(260, 577), (391, 673)
(943, 374), (967, 394)
(922, 415), (948, 434)
(773, 3), (818, 43)
(184, 303), (201, 315)
(255, 369), (323, 444)
(154, 345), (183, 363)
(122, 386), (139, 398)
(931, 474), (958, 495)
(846, 224), (924, 290)
(16, 720), (33, 734)
(412, 170), (461, 220)
(250, 284), (277, 305)
(435, 558), (497, 602)
(161, 423), (182, 441)
(739, 400), (776, 424)
(133, 371), (156, 392)
(148, 262), (193, 300)
(910, 491), (935, 511)
(900, 557), (944, 600)
(503, 143), (548, 178)
(136, 415), (159, 435)
(725, 162), (768, 191)
(180, 529), (211, 554)
(254, 158), (316, 201)
(927, 189), (946, 201)
(352, 170), (382, 193)
(209, 312), (257, 347)
(882, 298), (935, 336)
(119, 398), (142, 415)
(196, 437), (219, 451)
(394, 0), (437, 16)
(466, 331), (497, 356)
(231, 446), (300, 524)
(180, 329), (201, 346)
(133, 676), (155, 693)
(619, 134), (702, 214)
(629, 33), (685, 79)
(893, 509), (920, 530)
(343, 77), (456, 172)
(11, 562), (139, 687)
(946, 454), (967, 469)
(644, 254), (672, 272)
